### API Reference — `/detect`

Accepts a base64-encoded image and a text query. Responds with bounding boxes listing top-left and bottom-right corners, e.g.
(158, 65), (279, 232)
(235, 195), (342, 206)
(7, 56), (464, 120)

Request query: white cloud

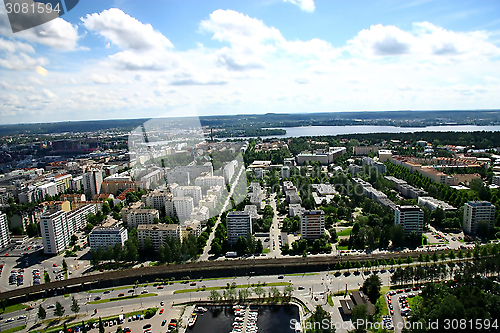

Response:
(284, 0), (315, 12)
(0, 38), (34, 53)
(346, 22), (500, 59)
(0, 52), (48, 70)
(82, 8), (173, 51)
(89, 73), (129, 84)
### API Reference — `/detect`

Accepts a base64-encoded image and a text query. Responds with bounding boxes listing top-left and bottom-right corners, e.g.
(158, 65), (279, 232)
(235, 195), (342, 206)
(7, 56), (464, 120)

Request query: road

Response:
(268, 192), (283, 259)
(0, 268), (389, 333)
(199, 166), (244, 261)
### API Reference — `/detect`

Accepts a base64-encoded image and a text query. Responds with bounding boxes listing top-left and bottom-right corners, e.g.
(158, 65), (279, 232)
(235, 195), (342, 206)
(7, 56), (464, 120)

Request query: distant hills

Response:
(1, 110), (500, 136)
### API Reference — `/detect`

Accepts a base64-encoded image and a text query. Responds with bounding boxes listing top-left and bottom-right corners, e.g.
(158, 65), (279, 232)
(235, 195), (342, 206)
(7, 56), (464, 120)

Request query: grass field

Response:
(2, 325), (25, 333)
(337, 245), (349, 250)
(0, 304), (28, 315)
(337, 228), (352, 237)
(263, 249), (270, 253)
(173, 282), (291, 294)
(88, 293), (157, 304)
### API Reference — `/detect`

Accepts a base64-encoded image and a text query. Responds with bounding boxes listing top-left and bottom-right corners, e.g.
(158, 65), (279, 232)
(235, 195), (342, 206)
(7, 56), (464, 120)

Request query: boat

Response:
(188, 313), (197, 327)
(195, 306), (208, 313)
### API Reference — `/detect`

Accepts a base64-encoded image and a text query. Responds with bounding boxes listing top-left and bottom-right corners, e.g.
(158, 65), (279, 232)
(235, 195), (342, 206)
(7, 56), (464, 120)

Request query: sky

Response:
(1, 0), (500, 124)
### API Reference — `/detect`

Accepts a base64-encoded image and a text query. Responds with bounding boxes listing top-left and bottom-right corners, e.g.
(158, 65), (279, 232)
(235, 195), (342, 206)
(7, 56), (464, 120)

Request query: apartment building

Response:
(137, 224), (181, 250)
(40, 209), (73, 255)
(89, 224), (128, 250)
(122, 208), (159, 229)
(394, 205), (424, 235)
(300, 210), (325, 240)
(0, 213), (10, 250)
(463, 201), (496, 235)
(83, 169), (103, 198)
(226, 211), (252, 245)
(172, 197), (194, 220)
(195, 176), (225, 187)
(172, 186), (202, 206)
(141, 190), (172, 211)
(67, 204), (97, 232)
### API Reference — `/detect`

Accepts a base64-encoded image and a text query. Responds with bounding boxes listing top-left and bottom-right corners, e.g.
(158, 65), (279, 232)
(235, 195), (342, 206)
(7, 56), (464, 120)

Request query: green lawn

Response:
(173, 282), (291, 294)
(88, 293), (157, 304)
(337, 245), (348, 250)
(337, 228), (352, 237)
(2, 325), (25, 333)
(0, 304), (28, 315)
(408, 294), (422, 310)
(263, 248), (270, 253)
(327, 294), (334, 307)
(285, 273), (318, 277)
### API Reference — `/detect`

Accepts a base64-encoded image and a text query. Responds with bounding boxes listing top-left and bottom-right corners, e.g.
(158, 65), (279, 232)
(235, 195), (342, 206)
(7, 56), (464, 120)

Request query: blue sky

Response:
(1, 0), (500, 124)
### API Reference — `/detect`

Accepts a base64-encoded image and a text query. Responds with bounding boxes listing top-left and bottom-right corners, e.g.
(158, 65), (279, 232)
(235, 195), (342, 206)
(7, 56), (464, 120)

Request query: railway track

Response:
(0, 248), (450, 301)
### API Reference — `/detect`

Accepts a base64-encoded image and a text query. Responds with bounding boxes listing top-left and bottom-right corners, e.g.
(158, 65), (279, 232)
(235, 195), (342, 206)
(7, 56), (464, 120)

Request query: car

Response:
(190, 282), (196, 286)
(157, 286), (164, 289)
(94, 296), (101, 301)
(118, 293), (125, 297)
(141, 290), (149, 294)
(298, 286), (305, 290)
(160, 301), (164, 306)
(162, 319), (167, 326)
(5, 318), (14, 323)
(159, 309), (164, 314)
(47, 304), (55, 309)
(103, 290), (110, 294)
(278, 275), (284, 279)
(143, 324), (152, 329)
(18, 315), (26, 320)
(128, 289), (134, 293)
(53, 263), (57, 267)
(26, 306), (34, 311)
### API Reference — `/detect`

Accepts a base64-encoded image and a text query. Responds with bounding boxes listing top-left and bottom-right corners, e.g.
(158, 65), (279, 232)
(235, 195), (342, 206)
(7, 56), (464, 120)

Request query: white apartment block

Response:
(195, 176), (225, 188)
(183, 219), (202, 238)
(89, 224), (128, 250)
(0, 213), (10, 250)
(141, 190), (171, 211)
(395, 205), (424, 235)
(172, 197), (194, 220)
(199, 195), (217, 210)
(83, 169), (103, 198)
(172, 186), (202, 206)
(223, 160), (238, 184)
(207, 185), (223, 199)
(463, 201), (496, 235)
(166, 171), (190, 185)
(40, 210), (73, 255)
(190, 206), (209, 222)
(67, 204), (97, 232)
(301, 210), (325, 240)
(122, 209), (160, 229)
(137, 224), (181, 250)
(226, 211), (252, 245)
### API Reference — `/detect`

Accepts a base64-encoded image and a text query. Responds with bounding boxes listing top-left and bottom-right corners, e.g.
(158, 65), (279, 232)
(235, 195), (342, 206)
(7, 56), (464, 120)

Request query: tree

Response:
(71, 296), (80, 316)
(143, 237), (153, 255)
(351, 304), (367, 333)
(208, 290), (222, 302)
(255, 239), (263, 253)
(283, 285), (294, 301)
(62, 259), (68, 271)
(99, 317), (105, 333)
(362, 274), (382, 304)
(26, 223), (39, 237)
(37, 305), (46, 321)
(235, 236), (248, 255)
(82, 321), (87, 333)
(54, 301), (65, 319)
(477, 220), (491, 240)
(254, 286), (266, 301)
(308, 305), (335, 333)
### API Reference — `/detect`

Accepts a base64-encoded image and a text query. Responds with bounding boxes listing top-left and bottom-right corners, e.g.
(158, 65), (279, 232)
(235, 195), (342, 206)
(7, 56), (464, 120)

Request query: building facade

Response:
(0, 213), (10, 250)
(395, 205), (424, 235)
(89, 224), (128, 250)
(226, 211), (252, 245)
(300, 210), (325, 240)
(463, 201), (496, 235)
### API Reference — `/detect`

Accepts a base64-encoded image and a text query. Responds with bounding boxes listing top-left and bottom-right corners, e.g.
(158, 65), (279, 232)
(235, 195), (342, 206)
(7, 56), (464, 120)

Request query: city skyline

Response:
(1, 0), (500, 124)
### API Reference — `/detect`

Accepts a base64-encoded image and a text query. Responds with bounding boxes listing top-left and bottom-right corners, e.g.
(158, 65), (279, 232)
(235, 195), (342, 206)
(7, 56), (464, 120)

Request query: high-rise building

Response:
(137, 224), (181, 250)
(141, 190), (172, 211)
(463, 201), (496, 235)
(282, 166), (290, 179)
(226, 211), (252, 245)
(395, 205), (424, 235)
(0, 213), (10, 250)
(40, 210), (72, 255)
(83, 169), (103, 198)
(122, 208), (160, 229)
(195, 176), (225, 187)
(89, 224), (128, 250)
(172, 186), (202, 206)
(172, 197), (194, 221)
(301, 210), (325, 240)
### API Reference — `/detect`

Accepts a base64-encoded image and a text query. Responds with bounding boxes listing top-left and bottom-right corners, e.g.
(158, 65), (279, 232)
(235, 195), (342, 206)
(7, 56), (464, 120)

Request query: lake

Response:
(186, 305), (300, 333)
(259, 125), (500, 138)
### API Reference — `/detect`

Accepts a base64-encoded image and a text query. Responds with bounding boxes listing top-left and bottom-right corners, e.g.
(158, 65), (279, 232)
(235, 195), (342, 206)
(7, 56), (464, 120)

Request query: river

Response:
(256, 125), (500, 138)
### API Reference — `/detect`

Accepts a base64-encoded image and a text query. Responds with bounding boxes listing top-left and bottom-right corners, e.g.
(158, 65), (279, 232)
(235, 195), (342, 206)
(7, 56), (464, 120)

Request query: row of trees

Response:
(207, 284), (295, 303)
